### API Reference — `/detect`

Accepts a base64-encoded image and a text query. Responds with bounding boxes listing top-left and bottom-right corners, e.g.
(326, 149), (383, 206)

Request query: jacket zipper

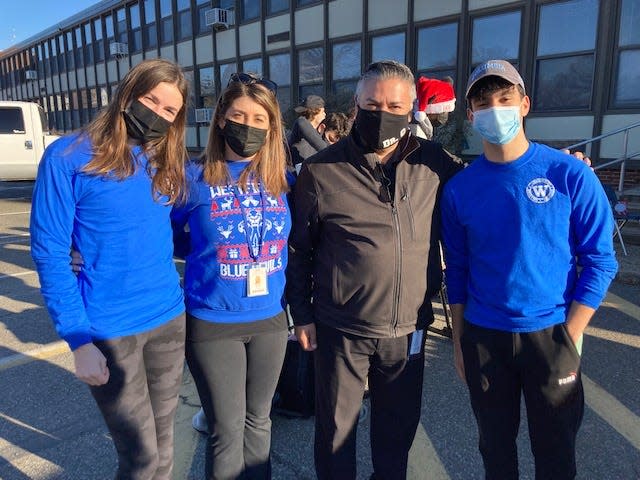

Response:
(390, 202), (402, 337)
(377, 161), (402, 338)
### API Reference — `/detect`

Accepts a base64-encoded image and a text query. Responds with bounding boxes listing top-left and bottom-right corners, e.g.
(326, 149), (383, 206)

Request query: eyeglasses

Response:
(228, 72), (278, 95)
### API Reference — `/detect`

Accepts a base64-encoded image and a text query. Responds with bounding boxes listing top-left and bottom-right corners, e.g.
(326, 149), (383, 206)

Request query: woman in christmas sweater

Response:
(170, 73), (291, 480)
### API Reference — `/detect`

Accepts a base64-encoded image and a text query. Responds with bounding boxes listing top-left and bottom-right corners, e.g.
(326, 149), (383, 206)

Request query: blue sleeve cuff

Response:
(64, 332), (93, 351)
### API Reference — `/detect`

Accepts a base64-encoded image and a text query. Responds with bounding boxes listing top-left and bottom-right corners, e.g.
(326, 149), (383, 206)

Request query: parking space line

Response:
(583, 373), (640, 450)
(0, 233), (30, 239)
(0, 341), (69, 372)
(0, 271), (37, 280)
(602, 291), (640, 321)
(0, 210), (31, 216)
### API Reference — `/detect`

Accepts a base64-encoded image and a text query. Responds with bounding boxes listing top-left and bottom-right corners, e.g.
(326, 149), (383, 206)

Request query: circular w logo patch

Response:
(526, 178), (556, 204)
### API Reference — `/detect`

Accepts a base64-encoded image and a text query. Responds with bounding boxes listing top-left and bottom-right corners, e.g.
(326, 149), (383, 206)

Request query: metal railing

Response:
(564, 120), (640, 193)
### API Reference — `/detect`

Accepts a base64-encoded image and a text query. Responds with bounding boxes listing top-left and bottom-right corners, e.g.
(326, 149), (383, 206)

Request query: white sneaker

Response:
(192, 407), (209, 434)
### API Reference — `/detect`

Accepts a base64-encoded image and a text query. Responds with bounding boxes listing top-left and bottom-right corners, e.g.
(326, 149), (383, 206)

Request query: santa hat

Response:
(414, 77), (456, 123)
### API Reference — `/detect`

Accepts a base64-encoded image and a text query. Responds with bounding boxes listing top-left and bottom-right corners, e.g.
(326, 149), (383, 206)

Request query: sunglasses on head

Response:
(228, 72), (278, 94)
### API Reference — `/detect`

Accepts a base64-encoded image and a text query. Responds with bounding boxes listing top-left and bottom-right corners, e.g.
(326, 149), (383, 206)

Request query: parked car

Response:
(0, 101), (60, 180)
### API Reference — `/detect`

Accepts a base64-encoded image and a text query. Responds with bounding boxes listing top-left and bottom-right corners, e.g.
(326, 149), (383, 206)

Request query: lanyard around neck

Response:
(231, 182), (266, 262)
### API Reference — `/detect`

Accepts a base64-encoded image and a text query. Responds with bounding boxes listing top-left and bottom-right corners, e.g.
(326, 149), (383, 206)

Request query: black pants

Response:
(461, 320), (584, 480)
(314, 323), (425, 480)
(90, 314), (186, 480)
(186, 322), (287, 480)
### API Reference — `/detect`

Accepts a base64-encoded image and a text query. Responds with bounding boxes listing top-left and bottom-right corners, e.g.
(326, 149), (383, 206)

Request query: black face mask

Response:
(354, 109), (409, 151)
(123, 100), (173, 142)
(222, 120), (268, 158)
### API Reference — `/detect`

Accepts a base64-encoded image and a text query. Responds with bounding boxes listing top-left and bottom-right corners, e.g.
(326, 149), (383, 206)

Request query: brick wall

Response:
(596, 168), (640, 189)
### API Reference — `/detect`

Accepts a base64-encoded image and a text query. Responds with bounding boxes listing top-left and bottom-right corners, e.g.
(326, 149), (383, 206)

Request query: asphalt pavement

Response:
(1, 181), (638, 480)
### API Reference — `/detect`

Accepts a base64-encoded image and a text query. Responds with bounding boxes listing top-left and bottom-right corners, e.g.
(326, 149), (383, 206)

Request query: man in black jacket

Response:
(287, 60), (464, 480)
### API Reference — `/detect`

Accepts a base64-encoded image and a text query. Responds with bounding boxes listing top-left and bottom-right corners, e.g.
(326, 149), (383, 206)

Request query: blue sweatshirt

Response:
(30, 133), (185, 350)
(170, 160), (292, 323)
(441, 142), (618, 332)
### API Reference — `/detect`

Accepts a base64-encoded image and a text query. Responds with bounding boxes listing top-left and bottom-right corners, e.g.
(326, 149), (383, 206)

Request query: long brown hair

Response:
(82, 59), (189, 204)
(202, 81), (288, 197)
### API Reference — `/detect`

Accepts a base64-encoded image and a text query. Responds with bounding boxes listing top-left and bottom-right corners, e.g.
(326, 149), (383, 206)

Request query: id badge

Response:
(408, 329), (424, 360)
(247, 265), (269, 297)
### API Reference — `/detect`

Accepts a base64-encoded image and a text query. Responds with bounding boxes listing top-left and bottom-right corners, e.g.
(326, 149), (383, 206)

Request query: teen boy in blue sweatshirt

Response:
(441, 60), (618, 479)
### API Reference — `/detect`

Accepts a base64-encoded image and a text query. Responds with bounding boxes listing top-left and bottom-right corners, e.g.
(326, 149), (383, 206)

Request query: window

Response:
(94, 18), (105, 63)
(43, 43), (51, 77)
(613, 0), (640, 107)
(84, 23), (94, 66)
(199, 66), (216, 108)
(269, 53), (291, 113)
(417, 22), (457, 81)
(297, 0), (320, 6)
(160, 0), (174, 45)
(75, 28), (84, 68)
(183, 70), (196, 125)
(130, 4), (142, 53)
(105, 15), (115, 47)
(219, 62), (237, 96)
(332, 40), (360, 94)
(50, 39), (58, 75)
(37, 44), (45, 78)
(298, 47), (323, 100)
(471, 11), (520, 66)
(177, 0), (193, 41)
(242, 57), (263, 76)
(116, 8), (127, 44)
(533, 0), (598, 111)
(371, 32), (405, 64)
(196, 0), (212, 35)
(144, 0), (158, 48)
(268, 0), (289, 15)
(0, 108), (25, 134)
(66, 31), (75, 71)
(242, 0), (260, 22)
(57, 36), (66, 73)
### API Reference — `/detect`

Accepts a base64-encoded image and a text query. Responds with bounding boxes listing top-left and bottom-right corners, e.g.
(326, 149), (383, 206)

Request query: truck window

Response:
(0, 108), (25, 134)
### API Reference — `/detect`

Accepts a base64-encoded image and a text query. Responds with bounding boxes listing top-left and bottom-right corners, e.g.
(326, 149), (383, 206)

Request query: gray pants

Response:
(90, 314), (186, 480)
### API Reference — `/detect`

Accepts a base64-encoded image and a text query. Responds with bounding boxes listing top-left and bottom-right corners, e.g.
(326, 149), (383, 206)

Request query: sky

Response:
(0, 0), (98, 52)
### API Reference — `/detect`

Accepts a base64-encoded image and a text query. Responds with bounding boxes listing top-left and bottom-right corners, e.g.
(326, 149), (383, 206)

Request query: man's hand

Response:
(70, 249), (84, 274)
(73, 343), (110, 386)
(562, 149), (592, 169)
(295, 324), (317, 351)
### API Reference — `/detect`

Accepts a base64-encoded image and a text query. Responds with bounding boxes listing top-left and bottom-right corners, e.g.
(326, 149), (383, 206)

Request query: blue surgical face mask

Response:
(471, 106), (521, 145)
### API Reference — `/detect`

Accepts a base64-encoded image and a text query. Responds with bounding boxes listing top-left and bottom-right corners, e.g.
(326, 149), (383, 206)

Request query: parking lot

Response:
(1, 180), (639, 479)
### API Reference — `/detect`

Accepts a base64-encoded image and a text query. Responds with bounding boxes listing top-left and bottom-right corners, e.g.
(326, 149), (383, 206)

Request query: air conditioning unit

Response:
(25, 70), (38, 80)
(205, 8), (235, 30)
(195, 108), (213, 124)
(109, 42), (128, 58)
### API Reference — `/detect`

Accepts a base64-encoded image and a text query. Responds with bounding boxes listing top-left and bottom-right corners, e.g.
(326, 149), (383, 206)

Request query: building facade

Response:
(0, 0), (639, 161)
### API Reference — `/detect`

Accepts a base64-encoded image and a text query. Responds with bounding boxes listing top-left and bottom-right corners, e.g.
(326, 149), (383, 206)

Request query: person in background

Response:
(171, 72), (292, 480)
(409, 76), (456, 140)
(30, 59), (189, 480)
(320, 112), (352, 145)
(441, 59), (618, 480)
(287, 94), (328, 169)
(287, 60), (465, 480)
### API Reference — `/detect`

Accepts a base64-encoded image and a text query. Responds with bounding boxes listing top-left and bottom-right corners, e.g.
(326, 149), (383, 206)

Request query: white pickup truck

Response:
(0, 101), (60, 180)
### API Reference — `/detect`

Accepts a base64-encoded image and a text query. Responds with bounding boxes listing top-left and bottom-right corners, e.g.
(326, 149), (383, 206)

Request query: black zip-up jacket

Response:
(287, 131), (465, 338)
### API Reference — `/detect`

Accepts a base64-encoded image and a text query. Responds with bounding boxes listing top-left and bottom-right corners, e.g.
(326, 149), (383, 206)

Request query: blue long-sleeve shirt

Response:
(441, 142), (617, 332)
(30, 133), (184, 349)
(170, 160), (292, 323)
